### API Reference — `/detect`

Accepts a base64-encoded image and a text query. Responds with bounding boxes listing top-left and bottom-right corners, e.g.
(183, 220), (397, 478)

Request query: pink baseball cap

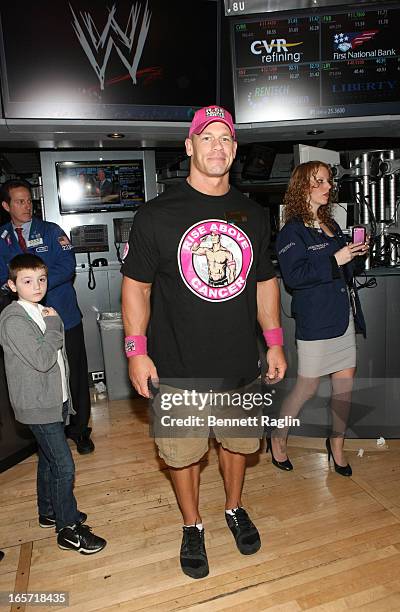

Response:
(189, 106), (235, 139)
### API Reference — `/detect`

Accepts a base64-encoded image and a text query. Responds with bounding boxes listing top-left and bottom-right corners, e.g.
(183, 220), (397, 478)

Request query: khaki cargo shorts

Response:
(151, 382), (263, 468)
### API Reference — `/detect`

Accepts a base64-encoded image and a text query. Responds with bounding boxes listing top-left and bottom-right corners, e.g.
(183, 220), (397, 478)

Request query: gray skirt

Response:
(297, 313), (356, 378)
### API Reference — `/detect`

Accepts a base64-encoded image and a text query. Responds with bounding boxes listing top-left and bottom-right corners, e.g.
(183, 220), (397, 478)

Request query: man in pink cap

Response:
(122, 105), (287, 578)
(191, 231), (236, 286)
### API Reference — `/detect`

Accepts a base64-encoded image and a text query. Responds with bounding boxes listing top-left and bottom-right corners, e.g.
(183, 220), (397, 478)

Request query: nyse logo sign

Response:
(70, 2), (151, 90)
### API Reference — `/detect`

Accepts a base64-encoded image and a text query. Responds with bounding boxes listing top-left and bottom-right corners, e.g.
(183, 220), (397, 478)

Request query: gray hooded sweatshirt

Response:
(0, 301), (74, 425)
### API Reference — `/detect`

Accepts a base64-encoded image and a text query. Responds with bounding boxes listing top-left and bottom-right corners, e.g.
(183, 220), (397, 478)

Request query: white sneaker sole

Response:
(58, 542), (106, 555)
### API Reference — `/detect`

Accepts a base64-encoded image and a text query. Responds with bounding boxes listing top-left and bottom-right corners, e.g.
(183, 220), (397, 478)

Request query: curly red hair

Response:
(282, 161), (335, 227)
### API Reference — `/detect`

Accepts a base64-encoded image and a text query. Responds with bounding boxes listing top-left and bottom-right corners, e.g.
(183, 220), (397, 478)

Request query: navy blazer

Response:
(276, 219), (366, 340)
(0, 218), (81, 330)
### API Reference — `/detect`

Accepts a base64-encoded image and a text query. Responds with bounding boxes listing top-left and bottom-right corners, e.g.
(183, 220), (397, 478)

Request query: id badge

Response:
(27, 237), (43, 248)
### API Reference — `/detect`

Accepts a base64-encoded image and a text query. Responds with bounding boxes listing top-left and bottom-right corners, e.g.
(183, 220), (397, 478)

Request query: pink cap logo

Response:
(178, 219), (253, 302)
(189, 106), (235, 139)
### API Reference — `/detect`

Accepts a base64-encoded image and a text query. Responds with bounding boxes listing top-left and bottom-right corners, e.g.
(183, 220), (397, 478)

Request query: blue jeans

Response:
(29, 402), (80, 531)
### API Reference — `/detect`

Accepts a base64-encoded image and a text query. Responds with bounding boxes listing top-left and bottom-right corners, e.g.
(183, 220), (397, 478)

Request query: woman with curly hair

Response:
(269, 161), (368, 476)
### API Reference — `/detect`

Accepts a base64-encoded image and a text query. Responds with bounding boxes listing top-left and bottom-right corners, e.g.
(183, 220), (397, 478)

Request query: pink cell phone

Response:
(352, 226), (366, 244)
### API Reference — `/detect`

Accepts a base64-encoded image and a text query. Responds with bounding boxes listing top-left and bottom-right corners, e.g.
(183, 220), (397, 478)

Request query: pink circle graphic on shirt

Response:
(177, 219), (253, 302)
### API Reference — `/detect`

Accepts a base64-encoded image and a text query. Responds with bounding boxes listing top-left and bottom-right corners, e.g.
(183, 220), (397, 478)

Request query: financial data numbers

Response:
(231, 5), (400, 123)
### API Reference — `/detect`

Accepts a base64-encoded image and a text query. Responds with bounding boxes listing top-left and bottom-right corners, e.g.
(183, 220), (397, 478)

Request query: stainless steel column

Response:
(388, 149), (396, 222)
(377, 152), (387, 264)
(368, 179), (376, 268)
(378, 152), (386, 222)
(351, 155), (361, 224)
(370, 181), (377, 222)
(361, 153), (372, 269)
(360, 153), (370, 225)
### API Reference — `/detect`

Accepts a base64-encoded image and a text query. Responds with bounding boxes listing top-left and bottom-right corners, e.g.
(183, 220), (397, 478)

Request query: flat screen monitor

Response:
(231, 3), (400, 123)
(56, 160), (145, 214)
(0, 0), (218, 121)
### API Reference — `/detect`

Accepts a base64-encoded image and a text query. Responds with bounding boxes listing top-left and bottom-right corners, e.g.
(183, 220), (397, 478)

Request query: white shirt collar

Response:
(12, 220), (32, 237)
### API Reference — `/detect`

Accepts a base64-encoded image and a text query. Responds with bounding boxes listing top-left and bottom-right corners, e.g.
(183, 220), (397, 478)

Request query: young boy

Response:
(0, 254), (106, 554)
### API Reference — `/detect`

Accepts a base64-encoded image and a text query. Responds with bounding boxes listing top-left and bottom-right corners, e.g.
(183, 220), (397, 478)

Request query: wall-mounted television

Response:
(56, 160), (145, 214)
(231, 3), (400, 124)
(0, 0), (219, 121)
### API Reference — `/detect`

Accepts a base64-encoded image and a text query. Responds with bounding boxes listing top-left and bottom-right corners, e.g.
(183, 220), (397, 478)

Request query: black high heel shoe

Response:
(326, 438), (352, 477)
(266, 437), (293, 471)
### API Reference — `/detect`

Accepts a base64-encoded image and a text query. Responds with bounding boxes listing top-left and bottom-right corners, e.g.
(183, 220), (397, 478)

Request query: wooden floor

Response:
(1, 395), (400, 612)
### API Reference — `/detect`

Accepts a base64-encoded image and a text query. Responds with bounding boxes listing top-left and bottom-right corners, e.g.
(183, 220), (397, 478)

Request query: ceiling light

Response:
(107, 132), (125, 139)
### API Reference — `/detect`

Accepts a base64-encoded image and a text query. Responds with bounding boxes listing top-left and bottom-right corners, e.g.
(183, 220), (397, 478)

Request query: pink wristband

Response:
(125, 335), (147, 357)
(263, 328), (283, 347)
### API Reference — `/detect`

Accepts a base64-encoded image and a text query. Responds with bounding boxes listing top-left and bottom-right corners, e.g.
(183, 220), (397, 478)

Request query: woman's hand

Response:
(334, 242), (369, 265)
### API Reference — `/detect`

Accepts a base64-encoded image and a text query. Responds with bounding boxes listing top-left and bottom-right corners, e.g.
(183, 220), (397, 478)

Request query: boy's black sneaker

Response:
(65, 427), (95, 454)
(57, 524), (106, 554)
(225, 507), (261, 555)
(180, 526), (209, 579)
(39, 515), (56, 528)
(39, 511), (87, 529)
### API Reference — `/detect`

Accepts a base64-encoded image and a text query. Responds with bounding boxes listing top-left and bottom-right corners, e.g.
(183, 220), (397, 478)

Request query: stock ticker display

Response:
(231, 5), (400, 123)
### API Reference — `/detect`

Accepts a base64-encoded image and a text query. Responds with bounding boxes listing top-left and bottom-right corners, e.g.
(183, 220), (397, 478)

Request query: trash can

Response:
(97, 313), (136, 400)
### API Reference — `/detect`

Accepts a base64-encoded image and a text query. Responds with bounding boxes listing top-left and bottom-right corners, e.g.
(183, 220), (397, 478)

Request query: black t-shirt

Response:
(122, 180), (275, 387)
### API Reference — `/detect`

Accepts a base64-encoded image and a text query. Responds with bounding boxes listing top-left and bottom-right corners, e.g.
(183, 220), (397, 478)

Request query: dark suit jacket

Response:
(277, 218), (366, 340)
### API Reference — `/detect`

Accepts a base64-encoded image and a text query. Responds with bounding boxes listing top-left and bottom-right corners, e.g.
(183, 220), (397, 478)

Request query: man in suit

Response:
(96, 170), (113, 199)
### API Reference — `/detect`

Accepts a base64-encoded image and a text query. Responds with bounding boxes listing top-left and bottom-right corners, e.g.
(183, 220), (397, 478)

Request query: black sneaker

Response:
(225, 507), (261, 555)
(39, 511), (87, 529)
(57, 524), (106, 555)
(66, 427), (95, 455)
(180, 526), (209, 579)
(39, 515), (56, 528)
